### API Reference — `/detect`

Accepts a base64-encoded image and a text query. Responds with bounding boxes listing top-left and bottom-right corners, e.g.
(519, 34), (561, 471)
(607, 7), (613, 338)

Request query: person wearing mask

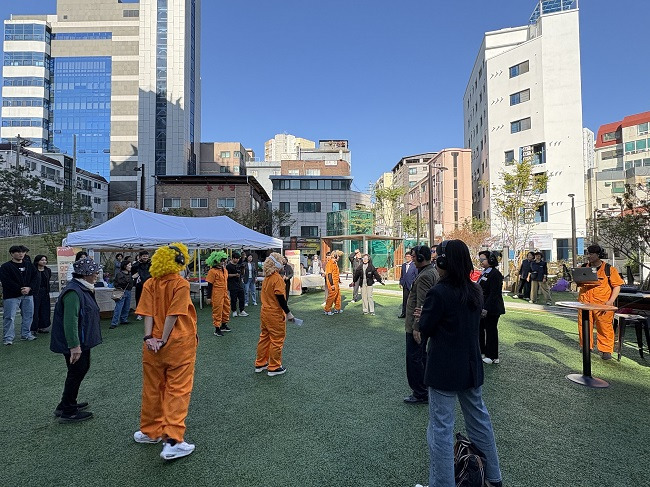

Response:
(324, 251), (342, 315)
(478, 251), (506, 365)
(577, 244), (624, 360)
(1, 245), (39, 345)
(281, 256), (294, 302)
(348, 249), (363, 302)
(66, 251), (88, 283)
(227, 252), (248, 317)
(50, 257), (102, 423)
(31, 254), (52, 334)
(243, 254), (258, 306)
(132, 250), (152, 320)
(514, 252), (534, 299)
(352, 253), (384, 315)
(528, 252), (552, 305)
(110, 260), (134, 329)
(416, 240), (502, 487)
(398, 251), (417, 318)
(205, 251), (231, 337)
(404, 245), (439, 404)
(132, 243), (198, 460)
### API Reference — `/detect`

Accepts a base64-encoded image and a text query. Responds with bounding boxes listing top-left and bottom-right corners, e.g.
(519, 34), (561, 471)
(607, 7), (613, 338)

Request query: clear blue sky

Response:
(2, 0), (649, 192)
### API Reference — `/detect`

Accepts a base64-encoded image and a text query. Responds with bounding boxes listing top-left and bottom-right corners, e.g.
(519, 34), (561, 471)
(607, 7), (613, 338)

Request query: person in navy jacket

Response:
(398, 252), (417, 318)
(478, 250), (506, 364)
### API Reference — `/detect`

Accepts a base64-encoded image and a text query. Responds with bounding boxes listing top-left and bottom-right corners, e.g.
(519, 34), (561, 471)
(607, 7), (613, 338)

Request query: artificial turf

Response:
(1, 290), (649, 486)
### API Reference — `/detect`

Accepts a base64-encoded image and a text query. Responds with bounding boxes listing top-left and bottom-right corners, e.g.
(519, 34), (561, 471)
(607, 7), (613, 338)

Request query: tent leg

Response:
(198, 250), (203, 310)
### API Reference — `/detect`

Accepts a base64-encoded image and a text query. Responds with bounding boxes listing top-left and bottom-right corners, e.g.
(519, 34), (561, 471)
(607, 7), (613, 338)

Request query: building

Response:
(155, 175), (270, 218)
(299, 139), (351, 164)
(281, 158), (350, 177)
(583, 128), (595, 172)
(264, 133), (315, 161)
(245, 159), (281, 200)
(390, 152), (435, 235)
(2, 0), (201, 211)
(463, 0), (585, 260)
(373, 172), (394, 236)
(586, 111), (650, 220)
(199, 142), (254, 175)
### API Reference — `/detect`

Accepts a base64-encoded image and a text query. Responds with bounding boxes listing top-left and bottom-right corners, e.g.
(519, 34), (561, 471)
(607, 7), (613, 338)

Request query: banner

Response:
(56, 246), (79, 291)
(285, 249), (302, 295)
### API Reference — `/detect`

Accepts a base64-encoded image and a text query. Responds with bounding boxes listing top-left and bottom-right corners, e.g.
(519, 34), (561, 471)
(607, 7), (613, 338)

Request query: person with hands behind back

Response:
(133, 242), (198, 461)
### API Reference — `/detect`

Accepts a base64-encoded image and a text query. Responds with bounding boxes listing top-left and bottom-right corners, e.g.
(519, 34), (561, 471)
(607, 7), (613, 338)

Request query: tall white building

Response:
(464, 0), (586, 260)
(264, 134), (315, 161)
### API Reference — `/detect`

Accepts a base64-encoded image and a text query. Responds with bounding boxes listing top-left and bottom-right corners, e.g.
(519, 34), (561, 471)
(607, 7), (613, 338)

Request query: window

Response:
(409, 181), (416, 188)
(52, 32), (112, 40)
(300, 226), (319, 237)
(602, 131), (619, 142)
(220, 151), (231, 158)
(611, 182), (625, 194)
(279, 202), (290, 213)
(4, 23), (48, 42)
(233, 151), (241, 158)
(601, 149), (622, 160)
(279, 225), (291, 237)
(505, 150), (515, 165)
(510, 89), (530, 105)
(639, 122), (649, 135)
(624, 141), (636, 153)
(534, 202), (548, 223)
(233, 166), (240, 174)
(249, 170), (258, 177)
(511, 117), (531, 134)
(409, 167), (418, 175)
(219, 166), (231, 173)
(123, 9), (139, 17)
(601, 204), (610, 209)
(300, 180), (318, 190)
(298, 202), (321, 213)
(3, 77), (48, 88)
(3, 51), (49, 67)
(636, 139), (647, 151)
(509, 60), (529, 78)
(93, 197), (102, 204)
(93, 182), (102, 189)
(332, 202), (347, 211)
(162, 198), (181, 208)
(305, 169), (320, 176)
(190, 198), (208, 208)
(288, 169), (300, 175)
(217, 198), (235, 208)
(2, 98), (49, 108)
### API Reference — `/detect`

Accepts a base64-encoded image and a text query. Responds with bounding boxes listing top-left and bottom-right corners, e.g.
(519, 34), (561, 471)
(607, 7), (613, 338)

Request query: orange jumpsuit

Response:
(577, 263), (624, 353)
(135, 273), (198, 443)
(206, 266), (230, 327)
(255, 272), (287, 371)
(324, 258), (341, 312)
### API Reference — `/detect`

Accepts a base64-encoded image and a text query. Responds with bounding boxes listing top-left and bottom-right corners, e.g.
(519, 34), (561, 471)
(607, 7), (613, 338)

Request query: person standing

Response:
(280, 256), (294, 302)
(133, 243), (198, 460)
(31, 254), (52, 334)
(227, 252), (248, 317)
(243, 254), (258, 306)
(416, 240), (502, 487)
(528, 252), (552, 305)
(352, 253), (384, 315)
(66, 251), (88, 283)
(404, 246), (439, 404)
(398, 251), (417, 318)
(324, 251), (342, 315)
(311, 254), (322, 276)
(1, 245), (39, 345)
(113, 253), (124, 278)
(254, 252), (295, 377)
(205, 251), (231, 336)
(131, 250), (151, 320)
(478, 251), (506, 365)
(514, 252), (534, 299)
(110, 261), (134, 329)
(348, 249), (363, 302)
(321, 251), (331, 307)
(577, 244), (624, 360)
(50, 257), (102, 423)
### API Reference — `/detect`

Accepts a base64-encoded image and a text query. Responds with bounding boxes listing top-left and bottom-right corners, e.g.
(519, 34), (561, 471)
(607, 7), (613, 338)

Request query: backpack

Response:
(581, 262), (611, 289)
(454, 433), (487, 487)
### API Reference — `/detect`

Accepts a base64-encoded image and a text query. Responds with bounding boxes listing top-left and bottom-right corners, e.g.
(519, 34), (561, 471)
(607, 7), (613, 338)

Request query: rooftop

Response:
(529, 0), (578, 25)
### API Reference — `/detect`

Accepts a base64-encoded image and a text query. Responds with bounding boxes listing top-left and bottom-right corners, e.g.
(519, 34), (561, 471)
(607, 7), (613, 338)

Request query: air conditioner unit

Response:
(161, 207), (169, 213)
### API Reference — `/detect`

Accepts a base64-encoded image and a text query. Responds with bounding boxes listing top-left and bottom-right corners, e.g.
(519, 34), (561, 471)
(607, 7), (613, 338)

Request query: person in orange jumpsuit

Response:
(577, 244), (624, 360)
(205, 250), (231, 337)
(132, 242), (198, 460)
(324, 250), (342, 315)
(255, 252), (294, 376)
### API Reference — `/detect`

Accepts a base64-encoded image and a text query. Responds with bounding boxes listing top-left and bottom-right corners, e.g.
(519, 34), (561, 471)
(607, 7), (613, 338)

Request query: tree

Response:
(167, 207), (195, 217)
(491, 158), (548, 262)
(446, 217), (491, 267)
(0, 165), (43, 216)
(373, 186), (405, 236)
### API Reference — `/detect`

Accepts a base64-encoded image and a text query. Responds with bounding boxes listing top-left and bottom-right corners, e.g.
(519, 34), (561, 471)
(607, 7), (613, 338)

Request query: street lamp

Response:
(134, 164), (145, 210)
(568, 193), (577, 268)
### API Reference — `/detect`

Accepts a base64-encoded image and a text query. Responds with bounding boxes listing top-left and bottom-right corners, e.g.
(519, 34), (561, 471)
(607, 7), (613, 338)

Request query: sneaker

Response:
(602, 352), (612, 361)
(267, 366), (287, 377)
(136, 315), (143, 321)
(363, 312), (368, 315)
(244, 302), (248, 307)
(482, 357), (494, 364)
(333, 309), (343, 314)
(160, 441), (195, 461)
(512, 295), (519, 299)
(481, 354), (486, 359)
(58, 410), (93, 423)
(255, 363), (269, 373)
(213, 327), (224, 337)
(321, 302), (327, 308)
(370, 312), (375, 316)
(54, 402), (90, 417)
(238, 311), (249, 317)
(109, 325), (117, 329)
(133, 430), (162, 444)
(3, 341), (12, 346)
(232, 311), (238, 317)
(546, 301), (553, 306)
(493, 358), (500, 364)
(324, 311), (333, 316)
(221, 323), (231, 332)
(21, 333), (37, 341)
(253, 302), (257, 306)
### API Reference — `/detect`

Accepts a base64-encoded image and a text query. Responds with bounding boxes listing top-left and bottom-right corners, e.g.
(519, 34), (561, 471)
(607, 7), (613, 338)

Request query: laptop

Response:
(572, 267), (599, 283)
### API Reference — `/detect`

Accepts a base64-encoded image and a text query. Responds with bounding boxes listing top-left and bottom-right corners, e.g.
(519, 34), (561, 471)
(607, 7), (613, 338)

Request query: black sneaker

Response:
(221, 323), (231, 332)
(58, 410), (93, 423)
(213, 327), (224, 337)
(54, 402), (90, 417)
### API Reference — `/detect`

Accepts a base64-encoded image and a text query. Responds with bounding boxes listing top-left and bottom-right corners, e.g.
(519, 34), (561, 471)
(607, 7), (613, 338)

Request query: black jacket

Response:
(0, 260), (40, 298)
(131, 260), (151, 286)
(113, 270), (134, 291)
(529, 260), (548, 282)
(281, 263), (294, 280)
(419, 281), (484, 392)
(242, 261), (258, 281)
(478, 267), (505, 315)
(349, 254), (362, 270)
(519, 259), (532, 279)
(353, 264), (383, 287)
(36, 266), (52, 294)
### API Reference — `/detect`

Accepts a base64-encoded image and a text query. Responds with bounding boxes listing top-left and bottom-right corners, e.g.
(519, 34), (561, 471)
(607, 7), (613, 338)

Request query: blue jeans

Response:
(244, 278), (257, 305)
(427, 386), (502, 486)
(111, 290), (132, 326)
(3, 295), (34, 342)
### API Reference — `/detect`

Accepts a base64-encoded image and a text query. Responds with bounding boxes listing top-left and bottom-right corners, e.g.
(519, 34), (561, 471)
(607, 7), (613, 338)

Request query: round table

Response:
(556, 301), (618, 388)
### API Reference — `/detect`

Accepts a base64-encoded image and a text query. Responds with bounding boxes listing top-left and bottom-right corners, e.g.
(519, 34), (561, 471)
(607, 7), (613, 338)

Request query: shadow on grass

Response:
(513, 341), (563, 366)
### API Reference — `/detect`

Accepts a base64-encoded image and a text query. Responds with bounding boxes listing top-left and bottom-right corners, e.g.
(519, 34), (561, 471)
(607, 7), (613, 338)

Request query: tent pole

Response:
(198, 249), (203, 310)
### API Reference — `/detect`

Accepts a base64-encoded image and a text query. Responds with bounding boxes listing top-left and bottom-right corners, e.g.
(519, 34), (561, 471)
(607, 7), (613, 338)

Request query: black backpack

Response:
(454, 433), (487, 486)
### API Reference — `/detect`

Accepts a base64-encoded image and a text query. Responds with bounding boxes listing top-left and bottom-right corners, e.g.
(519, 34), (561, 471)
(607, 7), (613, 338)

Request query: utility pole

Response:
(134, 164), (146, 210)
(568, 193), (577, 268)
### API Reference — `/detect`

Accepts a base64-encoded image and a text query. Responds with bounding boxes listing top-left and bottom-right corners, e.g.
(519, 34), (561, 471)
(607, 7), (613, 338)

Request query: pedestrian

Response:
(478, 251), (505, 364)
(1, 245), (39, 345)
(66, 250), (88, 283)
(324, 251), (342, 315)
(311, 254), (322, 275)
(528, 252), (552, 305)
(113, 253), (124, 278)
(243, 253), (258, 306)
(205, 250), (231, 336)
(132, 243), (198, 460)
(352, 253), (384, 315)
(110, 260), (134, 329)
(50, 257), (102, 423)
(281, 256), (294, 301)
(416, 240), (502, 487)
(227, 252), (248, 317)
(31, 254), (52, 334)
(398, 251), (417, 318)
(321, 251), (331, 308)
(254, 252), (295, 377)
(514, 251), (534, 299)
(348, 248), (363, 302)
(131, 250), (151, 320)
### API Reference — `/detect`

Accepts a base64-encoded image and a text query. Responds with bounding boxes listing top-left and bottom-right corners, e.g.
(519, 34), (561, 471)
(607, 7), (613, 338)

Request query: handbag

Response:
(111, 288), (125, 301)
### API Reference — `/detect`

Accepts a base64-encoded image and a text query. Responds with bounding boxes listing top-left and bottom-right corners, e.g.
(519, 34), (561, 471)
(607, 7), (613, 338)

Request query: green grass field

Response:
(2, 289), (649, 486)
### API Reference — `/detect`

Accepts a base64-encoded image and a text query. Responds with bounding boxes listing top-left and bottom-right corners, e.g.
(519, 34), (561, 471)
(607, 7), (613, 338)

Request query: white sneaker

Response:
(136, 315), (143, 321)
(482, 357), (494, 364)
(253, 302), (257, 306)
(232, 311), (238, 317)
(160, 441), (195, 460)
(238, 311), (249, 317)
(493, 358), (500, 364)
(321, 302), (326, 308)
(133, 430), (161, 444)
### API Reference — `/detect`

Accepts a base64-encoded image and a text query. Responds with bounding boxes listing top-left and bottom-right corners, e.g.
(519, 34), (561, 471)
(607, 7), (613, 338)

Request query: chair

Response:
(615, 313), (650, 361)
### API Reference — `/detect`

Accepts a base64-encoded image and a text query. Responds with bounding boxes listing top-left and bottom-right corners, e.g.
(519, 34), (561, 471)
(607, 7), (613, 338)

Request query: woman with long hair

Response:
(31, 254), (52, 334)
(416, 240), (502, 487)
(477, 250), (505, 364)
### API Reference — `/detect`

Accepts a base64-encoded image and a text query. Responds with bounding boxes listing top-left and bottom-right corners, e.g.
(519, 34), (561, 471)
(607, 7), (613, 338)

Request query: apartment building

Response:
(199, 142), (254, 175)
(264, 133), (315, 161)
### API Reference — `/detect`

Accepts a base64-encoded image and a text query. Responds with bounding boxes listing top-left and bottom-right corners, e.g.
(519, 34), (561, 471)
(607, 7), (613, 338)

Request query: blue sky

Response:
(2, 0), (649, 191)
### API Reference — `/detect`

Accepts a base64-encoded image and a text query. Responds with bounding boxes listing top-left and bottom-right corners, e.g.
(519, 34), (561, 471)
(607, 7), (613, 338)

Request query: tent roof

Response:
(64, 208), (283, 250)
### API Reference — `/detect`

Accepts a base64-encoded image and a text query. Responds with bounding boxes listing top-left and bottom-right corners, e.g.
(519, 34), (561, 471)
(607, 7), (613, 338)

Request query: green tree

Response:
(0, 165), (43, 216)
(373, 186), (405, 236)
(42, 193), (93, 256)
(167, 207), (195, 217)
